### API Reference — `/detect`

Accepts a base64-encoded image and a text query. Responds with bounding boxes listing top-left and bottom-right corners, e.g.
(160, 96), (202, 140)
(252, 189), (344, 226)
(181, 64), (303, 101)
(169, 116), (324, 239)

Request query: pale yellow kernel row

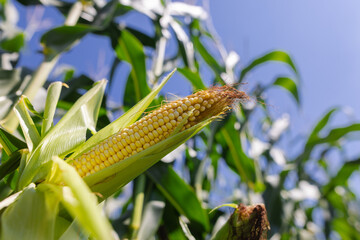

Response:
(71, 90), (225, 177)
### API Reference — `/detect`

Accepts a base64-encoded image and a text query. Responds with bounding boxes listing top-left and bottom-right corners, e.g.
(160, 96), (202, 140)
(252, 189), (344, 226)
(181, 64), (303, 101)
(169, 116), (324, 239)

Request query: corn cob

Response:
(70, 86), (249, 177)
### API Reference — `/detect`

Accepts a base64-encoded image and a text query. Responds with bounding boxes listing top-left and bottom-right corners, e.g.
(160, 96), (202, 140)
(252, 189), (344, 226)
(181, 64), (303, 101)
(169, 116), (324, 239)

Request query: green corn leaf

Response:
(57, 218), (89, 240)
(306, 108), (338, 147)
(147, 162), (210, 232)
(41, 82), (66, 136)
(0, 150), (22, 181)
(272, 76), (300, 105)
(91, 0), (119, 29)
(193, 36), (224, 74)
(308, 123), (360, 147)
(0, 32), (25, 52)
(333, 218), (360, 240)
(209, 203), (238, 214)
(69, 69), (175, 159)
(22, 96), (44, 119)
(137, 193), (165, 240)
(0, 126), (27, 155)
(162, 205), (187, 240)
(323, 158), (360, 196)
(1, 183), (60, 240)
(115, 30), (150, 108)
(49, 157), (114, 240)
(54, 216), (86, 240)
(41, 25), (98, 60)
(18, 80), (106, 189)
(14, 96), (41, 152)
(239, 50), (298, 82)
(218, 117), (258, 188)
(178, 67), (206, 90)
(297, 113), (360, 166)
(126, 27), (156, 48)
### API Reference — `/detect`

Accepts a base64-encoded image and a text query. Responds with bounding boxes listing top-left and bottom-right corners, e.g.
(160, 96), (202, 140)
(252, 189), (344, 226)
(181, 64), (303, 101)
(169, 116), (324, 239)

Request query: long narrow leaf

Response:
(14, 96), (41, 152)
(18, 80), (106, 189)
(1, 184), (60, 240)
(41, 25), (98, 60)
(69, 70), (175, 159)
(305, 108), (338, 147)
(239, 50), (298, 82)
(218, 117), (257, 188)
(0, 126), (27, 155)
(272, 76), (300, 105)
(51, 157), (114, 240)
(147, 163), (210, 232)
(178, 68), (206, 90)
(42, 82), (66, 136)
(137, 196), (165, 240)
(116, 30), (150, 107)
(0, 150), (22, 181)
(323, 158), (360, 195)
(193, 36), (224, 74)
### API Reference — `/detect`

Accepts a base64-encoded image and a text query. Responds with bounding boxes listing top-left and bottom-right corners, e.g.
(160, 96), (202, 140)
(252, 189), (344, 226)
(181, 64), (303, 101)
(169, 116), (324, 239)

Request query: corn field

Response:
(0, 1), (359, 239)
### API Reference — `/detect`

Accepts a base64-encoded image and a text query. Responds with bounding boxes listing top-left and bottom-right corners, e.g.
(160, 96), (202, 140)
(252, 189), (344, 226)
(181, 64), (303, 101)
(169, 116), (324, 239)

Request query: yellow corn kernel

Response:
(70, 86), (249, 177)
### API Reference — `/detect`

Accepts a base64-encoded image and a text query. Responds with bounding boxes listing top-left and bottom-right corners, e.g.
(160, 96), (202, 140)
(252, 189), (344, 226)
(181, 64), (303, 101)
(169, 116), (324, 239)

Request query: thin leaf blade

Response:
(239, 50), (298, 82)
(147, 163), (210, 232)
(18, 80), (107, 189)
(273, 76), (300, 104)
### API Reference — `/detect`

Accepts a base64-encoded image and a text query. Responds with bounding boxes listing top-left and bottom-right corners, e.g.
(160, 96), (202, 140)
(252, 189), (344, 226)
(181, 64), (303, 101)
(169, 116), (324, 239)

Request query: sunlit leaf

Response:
(193, 36), (224, 74)
(333, 218), (360, 240)
(49, 157), (114, 240)
(218, 117), (258, 189)
(209, 203), (238, 214)
(1, 184), (60, 240)
(0, 150), (22, 181)
(57, 218), (88, 240)
(306, 108), (338, 147)
(115, 30), (150, 108)
(41, 25), (98, 60)
(0, 126), (26, 155)
(323, 158), (360, 195)
(307, 123), (360, 148)
(54, 216), (84, 240)
(0, 32), (25, 52)
(14, 96), (41, 152)
(239, 50), (298, 82)
(22, 96), (43, 119)
(70, 70), (175, 158)
(137, 196), (165, 240)
(147, 163), (210, 232)
(18, 80), (106, 189)
(272, 76), (300, 104)
(41, 82), (66, 136)
(92, 0), (119, 29)
(178, 68), (206, 90)
(162, 205), (187, 240)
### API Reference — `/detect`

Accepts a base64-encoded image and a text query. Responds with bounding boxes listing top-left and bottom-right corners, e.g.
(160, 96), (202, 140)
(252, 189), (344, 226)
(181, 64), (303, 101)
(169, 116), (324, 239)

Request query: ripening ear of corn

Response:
(70, 86), (249, 177)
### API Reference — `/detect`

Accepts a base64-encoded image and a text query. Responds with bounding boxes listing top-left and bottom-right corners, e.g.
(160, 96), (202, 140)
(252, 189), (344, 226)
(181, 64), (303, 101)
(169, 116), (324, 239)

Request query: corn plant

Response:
(0, 0), (359, 239)
(0, 69), (262, 239)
